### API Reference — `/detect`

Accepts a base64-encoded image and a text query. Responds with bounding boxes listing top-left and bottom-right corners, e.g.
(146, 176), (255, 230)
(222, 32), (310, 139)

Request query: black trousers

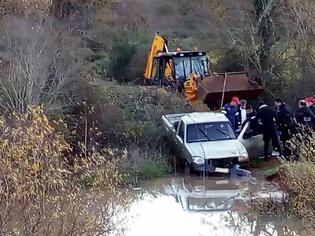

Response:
(263, 129), (282, 158)
(280, 128), (290, 143)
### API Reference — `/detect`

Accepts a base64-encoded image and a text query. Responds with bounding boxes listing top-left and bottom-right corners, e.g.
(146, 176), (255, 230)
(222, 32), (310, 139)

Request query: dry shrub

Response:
(19, 0), (52, 16)
(251, 128), (315, 228)
(285, 127), (315, 162)
(0, 106), (71, 195)
(279, 162), (315, 219)
(0, 16), (87, 113)
(277, 128), (315, 221)
(0, 106), (126, 236)
(0, 0), (52, 18)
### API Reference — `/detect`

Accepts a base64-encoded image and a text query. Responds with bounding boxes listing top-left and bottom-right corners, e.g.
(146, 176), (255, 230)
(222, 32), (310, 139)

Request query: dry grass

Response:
(250, 128), (315, 229)
(278, 128), (315, 220)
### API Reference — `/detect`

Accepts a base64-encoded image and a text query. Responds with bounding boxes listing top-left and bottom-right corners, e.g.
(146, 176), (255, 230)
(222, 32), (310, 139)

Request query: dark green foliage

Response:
(86, 80), (193, 148)
(212, 50), (244, 72)
(140, 162), (171, 179)
(107, 30), (137, 83)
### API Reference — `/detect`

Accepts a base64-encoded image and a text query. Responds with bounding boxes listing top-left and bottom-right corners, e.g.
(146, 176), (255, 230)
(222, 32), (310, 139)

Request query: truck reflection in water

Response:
(124, 176), (301, 236)
(164, 176), (249, 212)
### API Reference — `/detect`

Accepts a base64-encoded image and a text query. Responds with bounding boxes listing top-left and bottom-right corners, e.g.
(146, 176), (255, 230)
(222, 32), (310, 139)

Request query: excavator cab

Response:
(144, 33), (209, 88)
(150, 51), (210, 90)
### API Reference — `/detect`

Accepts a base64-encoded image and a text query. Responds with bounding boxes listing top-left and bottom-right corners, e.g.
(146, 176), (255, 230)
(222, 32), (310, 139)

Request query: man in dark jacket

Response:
(255, 101), (282, 158)
(241, 105), (262, 137)
(274, 98), (294, 143)
(223, 97), (240, 131)
(295, 100), (315, 129)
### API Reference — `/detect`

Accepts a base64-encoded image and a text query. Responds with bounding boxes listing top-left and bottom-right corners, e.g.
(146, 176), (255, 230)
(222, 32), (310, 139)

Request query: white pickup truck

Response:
(162, 112), (255, 177)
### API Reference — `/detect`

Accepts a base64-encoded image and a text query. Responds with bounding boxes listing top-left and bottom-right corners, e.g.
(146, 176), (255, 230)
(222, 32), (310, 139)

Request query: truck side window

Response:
(173, 121), (179, 131)
(178, 122), (185, 141)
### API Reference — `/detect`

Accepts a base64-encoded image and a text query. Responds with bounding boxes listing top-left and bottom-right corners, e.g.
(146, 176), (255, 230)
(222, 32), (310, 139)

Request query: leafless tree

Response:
(0, 15), (88, 113)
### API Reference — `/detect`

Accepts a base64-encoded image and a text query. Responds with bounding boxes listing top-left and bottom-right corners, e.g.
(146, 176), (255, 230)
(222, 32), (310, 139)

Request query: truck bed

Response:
(162, 113), (186, 132)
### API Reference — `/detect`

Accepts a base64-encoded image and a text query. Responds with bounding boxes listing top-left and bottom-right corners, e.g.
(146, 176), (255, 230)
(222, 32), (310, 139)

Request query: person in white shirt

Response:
(237, 99), (247, 127)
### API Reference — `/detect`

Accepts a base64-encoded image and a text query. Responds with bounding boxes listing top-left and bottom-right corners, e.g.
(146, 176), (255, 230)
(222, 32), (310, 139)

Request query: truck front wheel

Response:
(184, 162), (199, 175)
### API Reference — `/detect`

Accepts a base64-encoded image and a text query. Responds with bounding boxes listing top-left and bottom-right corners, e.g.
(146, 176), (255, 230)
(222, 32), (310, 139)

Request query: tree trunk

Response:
(253, 0), (274, 71)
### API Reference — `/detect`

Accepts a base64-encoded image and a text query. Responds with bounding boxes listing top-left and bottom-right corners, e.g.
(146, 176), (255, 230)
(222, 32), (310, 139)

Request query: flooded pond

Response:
(119, 174), (308, 236)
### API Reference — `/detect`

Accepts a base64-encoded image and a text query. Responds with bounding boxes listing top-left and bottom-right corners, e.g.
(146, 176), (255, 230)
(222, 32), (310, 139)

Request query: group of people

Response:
(222, 96), (315, 159)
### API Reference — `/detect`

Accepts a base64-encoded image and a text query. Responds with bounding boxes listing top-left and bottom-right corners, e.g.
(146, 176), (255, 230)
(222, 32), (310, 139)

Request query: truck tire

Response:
(184, 162), (198, 176)
(174, 156), (186, 174)
(184, 162), (191, 175)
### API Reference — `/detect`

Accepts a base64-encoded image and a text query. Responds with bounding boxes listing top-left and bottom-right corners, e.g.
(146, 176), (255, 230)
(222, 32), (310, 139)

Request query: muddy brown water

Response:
(117, 172), (310, 236)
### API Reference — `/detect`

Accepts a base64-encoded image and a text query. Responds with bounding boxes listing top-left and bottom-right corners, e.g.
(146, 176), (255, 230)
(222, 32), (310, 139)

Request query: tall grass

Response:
(251, 127), (315, 228)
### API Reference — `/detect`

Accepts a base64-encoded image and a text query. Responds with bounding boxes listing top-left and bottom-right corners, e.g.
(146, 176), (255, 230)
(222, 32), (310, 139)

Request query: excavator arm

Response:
(144, 33), (168, 80)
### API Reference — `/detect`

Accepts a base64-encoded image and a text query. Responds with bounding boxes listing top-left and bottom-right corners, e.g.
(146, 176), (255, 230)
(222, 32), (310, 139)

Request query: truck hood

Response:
(186, 139), (247, 160)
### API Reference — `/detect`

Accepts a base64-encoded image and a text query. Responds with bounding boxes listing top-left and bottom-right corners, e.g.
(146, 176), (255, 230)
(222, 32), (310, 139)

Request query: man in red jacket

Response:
(305, 97), (315, 115)
(223, 97), (240, 132)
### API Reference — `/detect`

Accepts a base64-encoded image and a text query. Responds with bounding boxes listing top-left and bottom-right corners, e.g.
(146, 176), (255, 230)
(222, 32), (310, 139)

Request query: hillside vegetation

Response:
(0, 0), (314, 234)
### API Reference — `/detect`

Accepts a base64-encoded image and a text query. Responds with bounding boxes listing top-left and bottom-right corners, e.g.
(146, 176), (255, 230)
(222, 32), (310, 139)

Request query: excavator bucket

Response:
(197, 72), (263, 107)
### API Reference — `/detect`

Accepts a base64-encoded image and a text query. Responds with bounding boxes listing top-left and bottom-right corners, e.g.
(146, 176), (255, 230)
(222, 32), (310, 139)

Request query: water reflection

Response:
(164, 176), (248, 212)
(122, 176), (306, 236)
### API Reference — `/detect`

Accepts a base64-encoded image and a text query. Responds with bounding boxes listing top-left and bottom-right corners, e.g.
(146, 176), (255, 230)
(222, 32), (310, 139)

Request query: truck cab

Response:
(164, 177), (249, 212)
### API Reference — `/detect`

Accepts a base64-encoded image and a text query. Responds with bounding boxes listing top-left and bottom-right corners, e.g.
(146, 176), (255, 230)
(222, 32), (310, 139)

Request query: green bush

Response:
(107, 29), (137, 83)
(117, 147), (171, 184)
(140, 162), (170, 179)
(60, 79), (193, 182)
(85, 79), (193, 149)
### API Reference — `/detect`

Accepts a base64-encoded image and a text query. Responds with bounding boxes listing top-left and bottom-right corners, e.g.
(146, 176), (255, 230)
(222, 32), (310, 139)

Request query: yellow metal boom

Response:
(144, 33), (168, 80)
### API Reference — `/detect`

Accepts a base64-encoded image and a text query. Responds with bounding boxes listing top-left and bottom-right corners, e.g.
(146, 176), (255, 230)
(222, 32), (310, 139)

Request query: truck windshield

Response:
(187, 197), (234, 211)
(186, 122), (236, 143)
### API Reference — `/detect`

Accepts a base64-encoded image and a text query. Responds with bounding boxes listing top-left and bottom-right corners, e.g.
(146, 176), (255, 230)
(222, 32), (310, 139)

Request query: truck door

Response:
(238, 120), (264, 158)
(174, 121), (187, 161)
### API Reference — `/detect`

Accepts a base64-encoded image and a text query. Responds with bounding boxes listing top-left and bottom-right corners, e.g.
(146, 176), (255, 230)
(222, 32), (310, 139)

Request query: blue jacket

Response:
(223, 103), (238, 130)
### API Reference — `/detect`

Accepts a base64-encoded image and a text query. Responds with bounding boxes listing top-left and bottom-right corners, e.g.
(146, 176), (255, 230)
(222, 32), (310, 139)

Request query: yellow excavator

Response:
(144, 33), (263, 109)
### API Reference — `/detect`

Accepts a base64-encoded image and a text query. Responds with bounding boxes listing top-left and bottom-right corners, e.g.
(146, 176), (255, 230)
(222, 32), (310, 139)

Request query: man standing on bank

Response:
(223, 97), (240, 132)
(255, 101), (283, 158)
(274, 98), (294, 143)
